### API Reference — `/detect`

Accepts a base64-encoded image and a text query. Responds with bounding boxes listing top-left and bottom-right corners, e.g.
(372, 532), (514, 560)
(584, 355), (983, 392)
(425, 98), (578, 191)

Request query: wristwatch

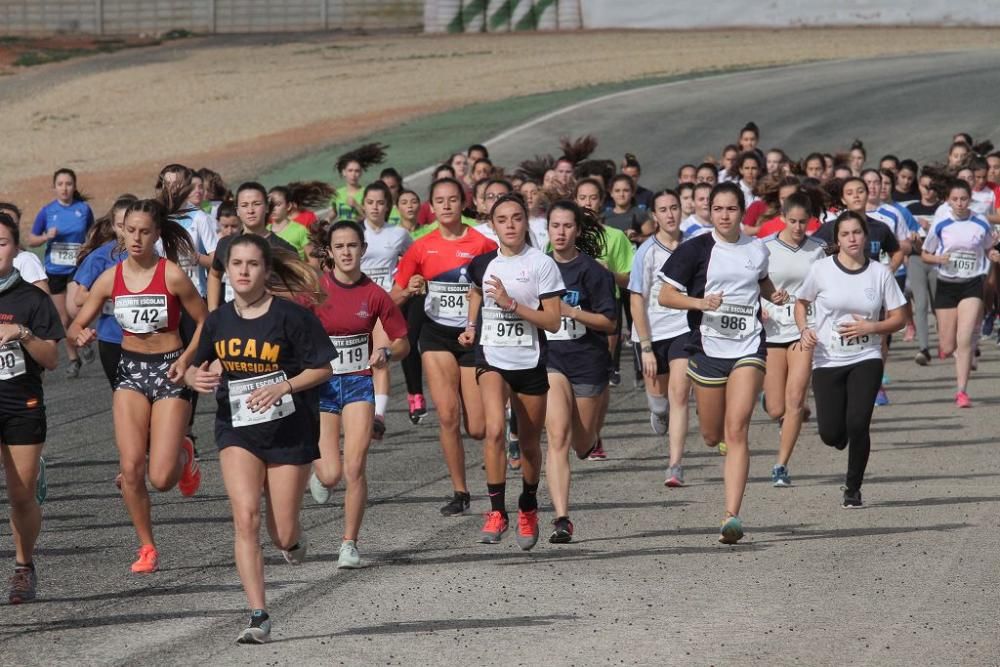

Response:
(383, 347), (392, 362)
(641, 345), (653, 353)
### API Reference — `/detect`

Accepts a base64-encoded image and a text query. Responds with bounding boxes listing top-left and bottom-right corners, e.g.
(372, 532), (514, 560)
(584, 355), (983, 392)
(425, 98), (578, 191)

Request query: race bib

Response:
(827, 329), (878, 357)
(947, 250), (978, 279)
(50, 242), (80, 267)
(0, 342), (26, 380)
(228, 370), (295, 427)
(548, 307), (585, 341)
(114, 295), (168, 334)
(480, 308), (534, 347)
(365, 267), (392, 291)
(428, 281), (468, 319)
(330, 334), (369, 374)
(222, 274), (235, 303)
(701, 303), (756, 339)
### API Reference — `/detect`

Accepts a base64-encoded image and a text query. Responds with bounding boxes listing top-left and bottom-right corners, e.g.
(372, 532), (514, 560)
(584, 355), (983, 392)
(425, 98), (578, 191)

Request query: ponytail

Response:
(226, 234), (324, 306)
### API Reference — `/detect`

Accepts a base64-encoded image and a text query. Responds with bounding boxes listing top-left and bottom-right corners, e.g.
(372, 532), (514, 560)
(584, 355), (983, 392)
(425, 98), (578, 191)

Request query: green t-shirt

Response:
(387, 205), (402, 226)
(331, 186), (362, 221)
(598, 224), (634, 275)
(270, 221), (310, 259)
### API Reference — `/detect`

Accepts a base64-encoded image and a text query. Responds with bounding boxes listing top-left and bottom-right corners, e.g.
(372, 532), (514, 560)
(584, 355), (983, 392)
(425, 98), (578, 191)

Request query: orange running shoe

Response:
(178, 436), (201, 497)
(515, 509), (539, 551)
(478, 511), (509, 544)
(131, 545), (159, 574)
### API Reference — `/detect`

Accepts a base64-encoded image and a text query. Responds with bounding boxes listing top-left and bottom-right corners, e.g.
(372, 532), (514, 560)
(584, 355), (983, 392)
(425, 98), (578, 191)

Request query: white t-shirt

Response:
(628, 235), (689, 342)
(680, 214), (713, 240)
(156, 208), (218, 297)
(468, 245), (566, 370)
(760, 234), (826, 344)
(971, 187), (997, 218)
(13, 251), (47, 285)
(796, 256), (906, 368)
(360, 220), (412, 291)
(529, 215), (549, 252)
(922, 214), (994, 283)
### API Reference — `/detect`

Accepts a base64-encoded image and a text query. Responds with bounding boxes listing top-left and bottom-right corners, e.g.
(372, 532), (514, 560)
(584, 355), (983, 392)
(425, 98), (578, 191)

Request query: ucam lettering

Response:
(214, 337), (281, 364)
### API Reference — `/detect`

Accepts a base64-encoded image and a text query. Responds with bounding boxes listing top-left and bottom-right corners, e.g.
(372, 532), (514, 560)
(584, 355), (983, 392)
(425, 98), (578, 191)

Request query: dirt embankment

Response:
(4, 28), (1000, 216)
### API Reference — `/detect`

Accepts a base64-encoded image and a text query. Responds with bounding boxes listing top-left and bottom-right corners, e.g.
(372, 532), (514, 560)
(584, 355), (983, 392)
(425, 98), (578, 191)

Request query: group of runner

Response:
(1, 126), (998, 642)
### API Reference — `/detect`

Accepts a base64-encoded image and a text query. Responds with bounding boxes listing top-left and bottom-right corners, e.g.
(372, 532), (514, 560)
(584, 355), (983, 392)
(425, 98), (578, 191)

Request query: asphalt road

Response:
(2, 51), (1000, 666)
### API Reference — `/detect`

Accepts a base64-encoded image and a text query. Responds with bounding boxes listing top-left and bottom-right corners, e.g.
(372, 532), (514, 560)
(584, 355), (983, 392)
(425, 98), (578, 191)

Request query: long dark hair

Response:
(336, 143), (388, 174)
(226, 234), (323, 305)
(547, 199), (605, 259)
(78, 194), (138, 263)
(53, 168), (88, 202)
(123, 187), (196, 263)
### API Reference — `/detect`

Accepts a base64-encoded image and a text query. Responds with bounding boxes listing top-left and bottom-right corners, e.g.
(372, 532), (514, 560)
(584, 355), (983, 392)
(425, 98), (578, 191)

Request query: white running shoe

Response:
(337, 540), (362, 569)
(281, 534), (308, 566)
(309, 472), (330, 504)
(649, 411), (668, 435)
(235, 611), (271, 644)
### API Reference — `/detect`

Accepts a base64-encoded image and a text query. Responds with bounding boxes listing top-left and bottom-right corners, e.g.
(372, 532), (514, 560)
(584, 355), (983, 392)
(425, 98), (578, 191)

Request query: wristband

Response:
(641, 345), (653, 353)
(383, 347), (392, 362)
(504, 299), (518, 313)
(285, 380), (294, 395)
(465, 320), (477, 329)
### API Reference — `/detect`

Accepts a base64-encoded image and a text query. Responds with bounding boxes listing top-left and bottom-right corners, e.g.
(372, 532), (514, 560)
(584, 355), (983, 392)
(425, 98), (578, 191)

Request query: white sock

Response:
(646, 393), (668, 416)
(375, 394), (389, 417)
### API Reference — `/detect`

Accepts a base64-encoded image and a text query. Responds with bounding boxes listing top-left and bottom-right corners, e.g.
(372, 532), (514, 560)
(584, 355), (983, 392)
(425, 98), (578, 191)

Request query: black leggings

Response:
(811, 358), (883, 493)
(98, 340), (122, 389)
(401, 296), (425, 396)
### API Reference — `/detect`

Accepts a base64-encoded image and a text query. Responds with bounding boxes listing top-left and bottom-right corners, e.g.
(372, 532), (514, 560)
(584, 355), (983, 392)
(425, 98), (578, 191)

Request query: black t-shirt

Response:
(545, 252), (617, 375)
(194, 296), (336, 455)
(812, 216), (900, 261)
(0, 278), (64, 416)
(212, 232), (297, 274)
(603, 207), (646, 236)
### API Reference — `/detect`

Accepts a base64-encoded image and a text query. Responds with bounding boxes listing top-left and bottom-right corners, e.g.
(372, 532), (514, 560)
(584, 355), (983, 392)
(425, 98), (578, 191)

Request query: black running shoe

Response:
(440, 491), (471, 516)
(609, 369), (621, 387)
(549, 517), (574, 544)
(841, 488), (863, 509)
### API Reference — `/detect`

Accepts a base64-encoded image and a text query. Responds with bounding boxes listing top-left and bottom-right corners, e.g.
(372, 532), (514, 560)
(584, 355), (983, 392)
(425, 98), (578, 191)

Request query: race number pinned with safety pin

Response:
(946, 250), (978, 279)
(480, 308), (534, 347)
(548, 306), (584, 341)
(427, 281), (468, 319)
(365, 267), (393, 292)
(113, 295), (168, 334)
(701, 303), (756, 340)
(330, 334), (369, 374)
(827, 318), (878, 357)
(50, 242), (81, 267)
(229, 370), (295, 427)
(0, 342), (26, 381)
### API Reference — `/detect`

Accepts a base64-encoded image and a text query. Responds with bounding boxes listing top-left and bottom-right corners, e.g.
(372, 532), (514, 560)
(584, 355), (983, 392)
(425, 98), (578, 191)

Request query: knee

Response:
(270, 526), (299, 551)
(119, 460), (147, 489)
(231, 506), (261, 538)
(7, 485), (36, 513)
(765, 403), (785, 421)
(436, 402), (461, 431)
(700, 427), (723, 447)
(484, 421), (506, 447)
(147, 468), (174, 492)
(343, 459), (366, 485)
(818, 425), (847, 450)
(314, 461), (341, 488)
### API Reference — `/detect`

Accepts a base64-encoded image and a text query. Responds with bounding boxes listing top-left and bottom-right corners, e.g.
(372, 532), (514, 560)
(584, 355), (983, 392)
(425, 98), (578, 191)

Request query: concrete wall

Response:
(0, 0), (422, 35)
(424, 0), (1000, 32)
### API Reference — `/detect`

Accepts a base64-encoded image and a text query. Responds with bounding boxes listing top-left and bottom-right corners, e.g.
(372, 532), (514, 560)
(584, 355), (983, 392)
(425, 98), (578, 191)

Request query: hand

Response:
(369, 347), (388, 370)
(700, 292), (723, 311)
(641, 349), (657, 379)
(247, 382), (289, 414)
(989, 249), (1000, 264)
(0, 324), (22, 345)
(559, 301), (576, 318)
(837, 315), (872, 340)
(76, 327), (97, 348)
(167, 356), (190, 385)
(407, 275), (425, 295)
(46, 228), (58, 240)
(939, 253), (951, 266)
(485, 276), (512, 309)
(625, 228), (639, 242)
(458, 329), (475, 347)
(799, 327), (817, 351)
(189, 361), (221, 393)
(770, 288), (789, 305)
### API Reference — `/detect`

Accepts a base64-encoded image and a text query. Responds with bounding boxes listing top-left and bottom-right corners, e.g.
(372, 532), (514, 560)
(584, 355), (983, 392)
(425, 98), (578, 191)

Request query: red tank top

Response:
(111, 258), (182, 336)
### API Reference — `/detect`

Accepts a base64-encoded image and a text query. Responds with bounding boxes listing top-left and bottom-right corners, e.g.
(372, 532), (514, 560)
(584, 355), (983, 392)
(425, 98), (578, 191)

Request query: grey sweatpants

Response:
(907, 254), (937, 351)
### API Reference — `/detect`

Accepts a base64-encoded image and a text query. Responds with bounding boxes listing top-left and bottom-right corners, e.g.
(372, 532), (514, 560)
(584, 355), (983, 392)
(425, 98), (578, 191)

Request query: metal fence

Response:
(0, 0), (423, 35)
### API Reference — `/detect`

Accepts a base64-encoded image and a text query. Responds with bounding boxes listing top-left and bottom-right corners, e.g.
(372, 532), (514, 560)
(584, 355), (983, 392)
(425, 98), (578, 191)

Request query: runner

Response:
(604, 174), (647, 244)
(0, 213), (64, 603)
(849, 140), (867, 176)
(544, 201), (616, 542)
(355, 181), (412, 440)
(216, 202), (242, 239)
(735, 152), (763, 209)
(680, 183), (715, 238)
(907, 169), (940, 365)
(395, 188), (430, 422)
(390, 178), (497, 516)
(659, 182), (780, 544)
(26, 168), (95, 378)
(185, 233), (335, 644)
(0, 203), (50, 293)
(628, 190), (691, 487)
(68, 192), (205, 574)
(921, 180), (997, 407)
(72, 195), (136, 390)
(207, 183), (297, 311)
(696, 163), (719, 186)
(285, 181), (333, 228)
(802, 153), (826, 180)
(461, 194), (565, 548)
(759, 193), (826, 487)
(309, 220), (409, 565)
(621, 153), (654, 210)
(332, 143), (387, 221)
(678, 183), (696, 220)
(795, 211), (907, 508)
(267, 187), (311, 258)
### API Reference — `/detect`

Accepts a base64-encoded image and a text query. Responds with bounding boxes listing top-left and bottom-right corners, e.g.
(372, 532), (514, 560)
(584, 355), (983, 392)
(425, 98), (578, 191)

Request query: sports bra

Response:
(111, 258), (182, 336)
